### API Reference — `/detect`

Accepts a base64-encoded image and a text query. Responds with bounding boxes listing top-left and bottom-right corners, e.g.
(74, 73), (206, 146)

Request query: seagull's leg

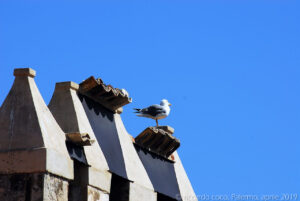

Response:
(156, 119), (158, 127)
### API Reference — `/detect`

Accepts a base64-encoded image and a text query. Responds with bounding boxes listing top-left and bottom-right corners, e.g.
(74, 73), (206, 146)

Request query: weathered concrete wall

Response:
(87, 185), (109, 201)
(0, 173), (68, 201)
(69, 184), (109, 201)
(129, 182), (157, 201)
(44, 174), (69, 201)
(0, 173), (43, 201)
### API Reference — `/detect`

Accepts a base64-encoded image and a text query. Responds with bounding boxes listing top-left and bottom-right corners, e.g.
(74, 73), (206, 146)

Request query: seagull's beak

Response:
(168, 103), (172, 106)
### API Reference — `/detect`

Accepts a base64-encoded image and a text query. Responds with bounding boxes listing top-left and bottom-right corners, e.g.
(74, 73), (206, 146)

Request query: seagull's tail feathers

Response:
(133, 108), (141, 113)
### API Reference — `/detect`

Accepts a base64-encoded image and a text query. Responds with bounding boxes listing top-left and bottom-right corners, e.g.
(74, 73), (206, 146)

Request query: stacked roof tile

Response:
(79, 76), (132, 112)
(135, 127), (180, 159)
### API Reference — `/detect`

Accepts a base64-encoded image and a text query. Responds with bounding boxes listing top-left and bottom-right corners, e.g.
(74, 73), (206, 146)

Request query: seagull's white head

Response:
(160, 99), (171, 106)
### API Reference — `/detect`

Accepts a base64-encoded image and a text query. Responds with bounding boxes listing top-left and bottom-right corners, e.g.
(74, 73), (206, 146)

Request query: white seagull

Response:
(134, 99), (171, 127)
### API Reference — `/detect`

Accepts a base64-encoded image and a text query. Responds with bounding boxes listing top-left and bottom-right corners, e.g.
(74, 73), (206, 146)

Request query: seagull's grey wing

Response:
(141, 104), (165, 116)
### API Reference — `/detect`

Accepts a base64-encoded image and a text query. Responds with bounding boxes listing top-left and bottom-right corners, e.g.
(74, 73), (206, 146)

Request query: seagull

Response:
(134, 99), (171, 127)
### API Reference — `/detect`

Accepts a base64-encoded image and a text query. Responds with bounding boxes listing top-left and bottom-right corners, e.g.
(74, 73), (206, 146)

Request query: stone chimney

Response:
(134, 126), (197, 200)
(0, 68), (73, 200)
(49, 81), (111, 201)
(79, 76), (156, 201)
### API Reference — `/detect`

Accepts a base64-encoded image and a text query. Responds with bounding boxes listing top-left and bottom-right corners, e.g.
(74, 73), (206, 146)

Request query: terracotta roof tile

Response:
(135, 127), (180, 159)
(79, 76), (132, 112)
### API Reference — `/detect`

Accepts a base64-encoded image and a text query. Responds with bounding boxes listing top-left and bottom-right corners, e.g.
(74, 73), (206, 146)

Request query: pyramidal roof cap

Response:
(0, 68), (73, 179)
(49, 81), (110, 171)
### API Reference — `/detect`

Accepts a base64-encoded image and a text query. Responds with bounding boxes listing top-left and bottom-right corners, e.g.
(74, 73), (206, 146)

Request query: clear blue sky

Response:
(1, 0), (300, 199)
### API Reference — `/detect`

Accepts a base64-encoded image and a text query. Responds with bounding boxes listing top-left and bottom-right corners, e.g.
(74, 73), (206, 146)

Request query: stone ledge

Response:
(88, 185), (110, 201)
(66, 132), (95, 146)
(87, 167), (111, 193)
(0, 148), (73, 180)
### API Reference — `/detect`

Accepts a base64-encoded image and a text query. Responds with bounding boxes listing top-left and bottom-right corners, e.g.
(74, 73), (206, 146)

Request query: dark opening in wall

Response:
(68, 161), (89, 201)
(25, 176), (32, 201)
(157, 193), (178, 201)
(109, 173), (129, 201)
